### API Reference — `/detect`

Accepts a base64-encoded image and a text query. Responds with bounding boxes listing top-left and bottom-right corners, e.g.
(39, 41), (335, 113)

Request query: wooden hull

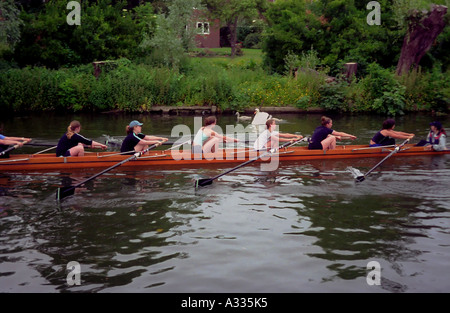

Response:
(0, 144), (448, 172)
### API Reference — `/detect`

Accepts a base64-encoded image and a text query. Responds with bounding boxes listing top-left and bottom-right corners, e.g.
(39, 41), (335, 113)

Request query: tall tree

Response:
(0, 0), (23, 55)
(12, 0), (155, 68)
(202, 0), (267, 56)
(395, 3), (448, 75)
(140, 0), (203, 69)
(263, 0), (407, 74)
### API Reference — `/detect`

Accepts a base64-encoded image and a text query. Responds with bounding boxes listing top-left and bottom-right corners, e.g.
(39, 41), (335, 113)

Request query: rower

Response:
(254, 119), (302, 151)
(56, 120), (107, 157)
(0, 134), (31, 158)
(120, 120), (168, 155)
(192, 116), (239, 158)
(370, 119), (414, 147)
(308, 116), (356, 151)
(415, 121), (446, 151)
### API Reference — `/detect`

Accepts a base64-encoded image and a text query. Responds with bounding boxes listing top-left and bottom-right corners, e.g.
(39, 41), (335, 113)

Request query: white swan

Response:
(235, 112), (252, 122)
(252, 108), (284, 124)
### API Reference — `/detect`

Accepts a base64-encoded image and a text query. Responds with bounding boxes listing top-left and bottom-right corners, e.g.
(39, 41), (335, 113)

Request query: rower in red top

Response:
(370, 119), (414, 147)
(415, 121), (447, 151)
(56, 120), (107, 157)
(308, 116), (356, 151)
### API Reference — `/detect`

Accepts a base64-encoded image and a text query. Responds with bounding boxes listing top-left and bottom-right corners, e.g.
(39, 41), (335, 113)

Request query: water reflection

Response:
(1, 113), (450, 292)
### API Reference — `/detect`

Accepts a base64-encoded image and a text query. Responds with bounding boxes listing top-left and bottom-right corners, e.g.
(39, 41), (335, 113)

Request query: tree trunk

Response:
(343, 62), (358, 81)
(229, 17), (238, 57)
(396, 5), (447, 76)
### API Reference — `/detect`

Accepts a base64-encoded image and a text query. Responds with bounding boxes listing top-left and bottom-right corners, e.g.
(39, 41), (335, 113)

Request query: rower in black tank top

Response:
(370, 131), (395, 147)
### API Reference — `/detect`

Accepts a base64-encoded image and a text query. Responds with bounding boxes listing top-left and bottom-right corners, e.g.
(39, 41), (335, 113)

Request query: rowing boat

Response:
(0, 144), (448, 172)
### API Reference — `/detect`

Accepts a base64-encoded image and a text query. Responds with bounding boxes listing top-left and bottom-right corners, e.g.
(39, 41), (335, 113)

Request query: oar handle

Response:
(0, 144), (21, 156)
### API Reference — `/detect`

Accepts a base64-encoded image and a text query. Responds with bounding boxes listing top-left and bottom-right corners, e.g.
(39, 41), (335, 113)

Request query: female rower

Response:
(56, 120), (107, 157)
(0, 134), (31, 158)
(120, 120), (168, 154)
(370, 119), (414, 147)
(416, 121), (447, 151)
(308, 116), (356, 151)
(254, 119), (302, 150)
(192, 116), (239, 155)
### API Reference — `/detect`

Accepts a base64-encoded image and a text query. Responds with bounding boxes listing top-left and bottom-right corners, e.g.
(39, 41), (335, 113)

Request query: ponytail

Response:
(204, 116), (216, 126)
(382, 119), (396, 130)
(126, 125), (134, 134)
(321, 116), (332, 127)
(66, 120), (81, 139)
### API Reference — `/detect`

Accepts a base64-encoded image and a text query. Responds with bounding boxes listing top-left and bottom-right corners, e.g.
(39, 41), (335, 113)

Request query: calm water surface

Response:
(1, 112), (449, 293)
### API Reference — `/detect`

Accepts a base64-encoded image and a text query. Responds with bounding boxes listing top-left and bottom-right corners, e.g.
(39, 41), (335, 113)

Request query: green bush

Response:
(359, 63), (407, 115)
(318, 79), (348, 112)
(0, 56), (448, 115)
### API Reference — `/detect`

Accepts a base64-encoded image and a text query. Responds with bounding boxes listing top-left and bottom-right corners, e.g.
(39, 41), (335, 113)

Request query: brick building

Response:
(194, 1), (275, 48)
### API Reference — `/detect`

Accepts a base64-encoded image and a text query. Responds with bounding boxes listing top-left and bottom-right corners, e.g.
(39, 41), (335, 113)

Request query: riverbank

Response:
(1, 51), (448, 116)
(101, 105), (326, 115)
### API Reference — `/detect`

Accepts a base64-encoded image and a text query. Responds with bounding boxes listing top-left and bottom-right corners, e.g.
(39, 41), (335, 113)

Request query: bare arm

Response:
(278, 133), (303, 142)
(0, 137), (31, 147)
(384, 129), (414, 139)
(4, 136), (31, 142)
(90, 140), (107, 150)
(211, 131), (239, 143)
(145, 135), (169, 142)
(331, 130), (357, 140)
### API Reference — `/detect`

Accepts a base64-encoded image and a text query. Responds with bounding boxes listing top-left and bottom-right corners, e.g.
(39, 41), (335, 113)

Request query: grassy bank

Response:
(0, 49), (448, 115)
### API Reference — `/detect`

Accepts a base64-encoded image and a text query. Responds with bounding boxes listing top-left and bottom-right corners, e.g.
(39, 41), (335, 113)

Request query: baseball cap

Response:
(129, 120), (143, 127)
(430, 121), (442, 130)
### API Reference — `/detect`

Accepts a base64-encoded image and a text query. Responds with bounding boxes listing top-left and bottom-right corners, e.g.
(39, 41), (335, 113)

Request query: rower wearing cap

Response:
(56, 120), (107, 157)
(120, 120), (168, 154)
(416, 121), (447, 151)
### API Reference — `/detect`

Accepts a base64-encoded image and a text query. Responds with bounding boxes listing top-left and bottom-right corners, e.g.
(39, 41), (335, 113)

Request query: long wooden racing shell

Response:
(0, 144), (448, 172)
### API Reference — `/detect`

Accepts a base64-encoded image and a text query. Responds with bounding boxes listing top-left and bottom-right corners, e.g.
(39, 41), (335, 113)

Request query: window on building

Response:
(196, 22), (210, 35)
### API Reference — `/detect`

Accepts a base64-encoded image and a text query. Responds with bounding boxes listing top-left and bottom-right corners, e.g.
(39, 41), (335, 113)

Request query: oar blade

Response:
(195, 178), (213, 189)
(56, 186), (75, 201)
(355, 175), (365, 183)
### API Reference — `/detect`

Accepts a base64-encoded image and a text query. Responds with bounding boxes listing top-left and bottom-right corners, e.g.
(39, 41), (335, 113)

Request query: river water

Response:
(0, 112), (449, 293)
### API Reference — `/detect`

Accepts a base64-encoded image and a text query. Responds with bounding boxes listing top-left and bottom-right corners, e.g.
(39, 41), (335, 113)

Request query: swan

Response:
(235, 112), (252, 122)
(252, 108), (284, 123)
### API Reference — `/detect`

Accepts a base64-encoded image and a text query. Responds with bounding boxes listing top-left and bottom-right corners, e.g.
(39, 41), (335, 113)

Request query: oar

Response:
(351, 145), (396, 152)
(355, 138), (410, 182)
(195, 137), (307, 189)
(33, 146), (57, 155)
(27, 143), (56, 147)
(0, 144), (21, 156)
(164, 139), (192, 151)
(56, 142), (162, 201)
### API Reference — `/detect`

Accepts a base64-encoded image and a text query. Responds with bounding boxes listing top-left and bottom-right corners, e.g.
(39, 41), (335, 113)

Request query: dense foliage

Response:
(0, 0), (449, 115)
(262, 0), (449, 75)
(5, 0), (155, 68)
